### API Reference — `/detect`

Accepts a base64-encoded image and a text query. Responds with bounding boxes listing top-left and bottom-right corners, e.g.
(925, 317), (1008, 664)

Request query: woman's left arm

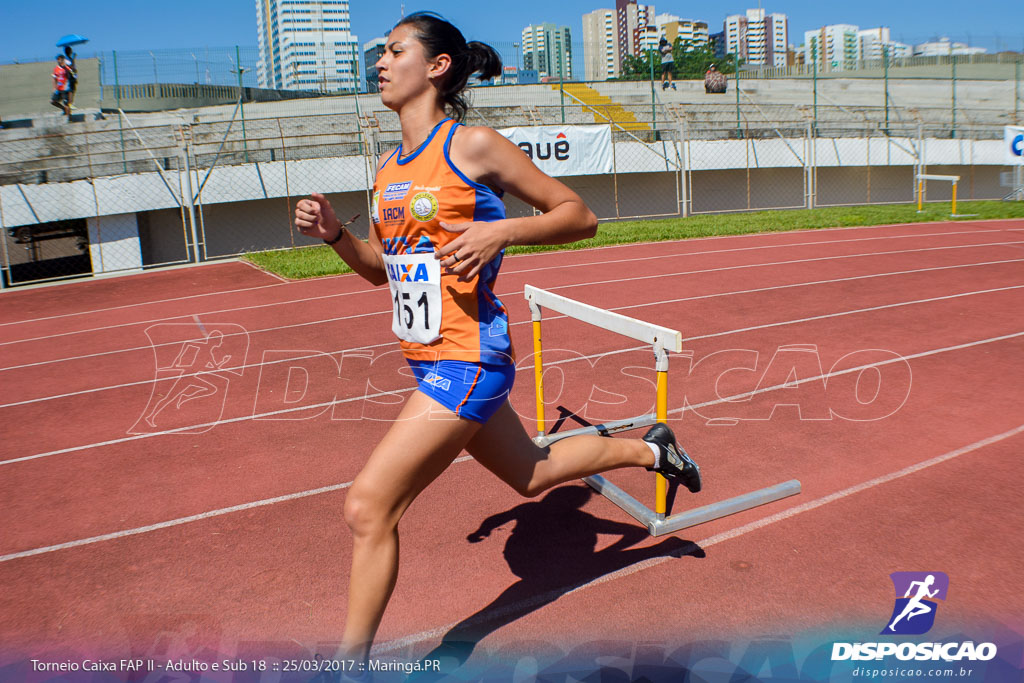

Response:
(437, 126), (598, 281)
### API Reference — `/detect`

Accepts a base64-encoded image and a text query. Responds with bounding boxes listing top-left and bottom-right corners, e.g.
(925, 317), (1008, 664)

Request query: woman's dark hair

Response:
(393, 11), (502, 122)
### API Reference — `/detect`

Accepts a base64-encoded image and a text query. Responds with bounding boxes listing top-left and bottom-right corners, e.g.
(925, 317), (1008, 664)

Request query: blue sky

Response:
(3, 0), (1023, 63)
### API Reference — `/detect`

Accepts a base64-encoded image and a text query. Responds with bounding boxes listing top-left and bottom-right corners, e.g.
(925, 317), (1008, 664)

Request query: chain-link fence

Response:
(1, 76), (1020, 288)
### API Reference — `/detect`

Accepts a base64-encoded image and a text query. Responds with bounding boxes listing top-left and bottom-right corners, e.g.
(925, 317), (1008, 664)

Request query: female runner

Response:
(293, 12), (701, 671)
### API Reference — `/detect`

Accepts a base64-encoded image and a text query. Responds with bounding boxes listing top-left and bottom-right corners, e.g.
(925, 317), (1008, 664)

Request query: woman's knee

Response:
(343, 484), (396, 538)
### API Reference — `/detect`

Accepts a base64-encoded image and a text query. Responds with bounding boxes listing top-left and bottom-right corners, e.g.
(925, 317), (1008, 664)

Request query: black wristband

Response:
(323, 227), (345, 245)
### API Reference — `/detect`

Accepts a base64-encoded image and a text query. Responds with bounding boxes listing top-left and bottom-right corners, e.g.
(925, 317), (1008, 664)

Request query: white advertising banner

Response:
(497, 124), (612, 177)
(1004, 126), (1024, 165)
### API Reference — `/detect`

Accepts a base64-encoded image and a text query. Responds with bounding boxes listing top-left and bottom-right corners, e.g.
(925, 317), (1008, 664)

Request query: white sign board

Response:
(1004, 126), (1024, 165)
(497, 125), (612, 177)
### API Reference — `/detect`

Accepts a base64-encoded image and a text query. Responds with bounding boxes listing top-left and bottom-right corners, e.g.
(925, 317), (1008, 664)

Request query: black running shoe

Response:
(643, 423), (702, 493)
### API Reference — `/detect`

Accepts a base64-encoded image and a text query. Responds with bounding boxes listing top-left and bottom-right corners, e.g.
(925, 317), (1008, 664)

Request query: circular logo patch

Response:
(409, 191), (439, 222)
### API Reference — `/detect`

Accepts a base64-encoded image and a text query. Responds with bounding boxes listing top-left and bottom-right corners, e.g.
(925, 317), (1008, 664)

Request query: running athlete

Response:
(293, 12), (702, 672)
(888, 574), (939, 632)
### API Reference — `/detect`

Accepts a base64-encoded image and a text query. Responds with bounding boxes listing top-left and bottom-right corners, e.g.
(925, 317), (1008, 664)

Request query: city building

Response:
(724, 8), (788, 67)
(616, 0), (657, 64)
(857, 28), (911, 61)
(709, 30), (727, 60)
(582, 8), (618, 80)
(363, 37), (385, 93)
(256, 0), (360, 92)
(914, 37), (988, 56)
(803, 24), (859, 70)
(521, 23), (573, 80)
(657, 14), (710, 49)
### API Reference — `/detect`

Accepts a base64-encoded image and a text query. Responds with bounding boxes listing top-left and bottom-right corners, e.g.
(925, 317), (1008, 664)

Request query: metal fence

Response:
(0, 85), (1018, 288)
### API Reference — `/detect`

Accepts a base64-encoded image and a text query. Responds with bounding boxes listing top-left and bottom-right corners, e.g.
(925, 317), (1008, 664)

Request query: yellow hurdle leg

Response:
(533, 319), (545, 435)
(655, 369), (669, 515)
(952, 181), (957, 215)
(917, 180), (923, 212)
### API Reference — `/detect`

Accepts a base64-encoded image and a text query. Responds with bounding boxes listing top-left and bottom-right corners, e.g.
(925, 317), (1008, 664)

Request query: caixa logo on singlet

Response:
(517, 132), (570, 162)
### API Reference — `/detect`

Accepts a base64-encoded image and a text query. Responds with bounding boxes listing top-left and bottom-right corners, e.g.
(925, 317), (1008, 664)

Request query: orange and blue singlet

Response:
(372, 118), (514, 422)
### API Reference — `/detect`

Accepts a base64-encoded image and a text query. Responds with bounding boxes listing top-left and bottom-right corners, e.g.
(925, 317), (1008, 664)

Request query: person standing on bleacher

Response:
(49, 54), (71, 120)
(62, 46), (78, 109)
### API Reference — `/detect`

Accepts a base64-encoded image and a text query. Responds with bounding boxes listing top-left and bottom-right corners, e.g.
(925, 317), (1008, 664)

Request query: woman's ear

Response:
(429, 53), (452, 80)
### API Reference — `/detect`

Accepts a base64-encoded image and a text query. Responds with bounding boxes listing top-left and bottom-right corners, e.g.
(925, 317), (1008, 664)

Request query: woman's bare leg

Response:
(340, 391), (482, 661)
(465, 402), (654, 497)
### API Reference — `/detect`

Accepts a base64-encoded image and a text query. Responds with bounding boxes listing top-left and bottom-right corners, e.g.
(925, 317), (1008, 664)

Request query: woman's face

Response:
(376, 24), (448, 112)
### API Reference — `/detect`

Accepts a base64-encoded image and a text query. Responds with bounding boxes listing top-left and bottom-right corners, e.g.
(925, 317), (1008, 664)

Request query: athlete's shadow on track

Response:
(410, 482), (705, 680)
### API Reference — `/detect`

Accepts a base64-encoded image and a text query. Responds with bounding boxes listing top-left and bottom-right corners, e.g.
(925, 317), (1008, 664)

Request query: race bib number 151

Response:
(382, 252), (442, 345)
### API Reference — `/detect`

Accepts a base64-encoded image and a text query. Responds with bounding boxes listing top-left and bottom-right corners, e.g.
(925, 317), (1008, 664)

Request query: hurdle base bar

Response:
(532, 413), (658, 449)
(582, 475), (802, 537)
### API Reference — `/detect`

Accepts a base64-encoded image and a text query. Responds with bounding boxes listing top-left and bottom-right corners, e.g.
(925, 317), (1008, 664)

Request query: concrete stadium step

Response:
(556, 83), (649, 131)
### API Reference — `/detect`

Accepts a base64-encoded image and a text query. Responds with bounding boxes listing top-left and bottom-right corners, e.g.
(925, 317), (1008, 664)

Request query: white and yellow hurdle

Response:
(525, 285), (802, 536)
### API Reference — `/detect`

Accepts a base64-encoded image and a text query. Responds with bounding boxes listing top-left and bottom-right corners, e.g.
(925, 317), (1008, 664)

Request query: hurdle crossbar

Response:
(525, 285), (801, 537)
(916, 173), (960, 216)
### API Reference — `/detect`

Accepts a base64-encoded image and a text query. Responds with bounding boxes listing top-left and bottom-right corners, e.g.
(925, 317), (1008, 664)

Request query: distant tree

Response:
(615, 38), (739, 81)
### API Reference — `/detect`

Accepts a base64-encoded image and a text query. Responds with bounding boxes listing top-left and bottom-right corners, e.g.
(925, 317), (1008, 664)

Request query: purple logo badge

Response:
(881, 572), (949, 635)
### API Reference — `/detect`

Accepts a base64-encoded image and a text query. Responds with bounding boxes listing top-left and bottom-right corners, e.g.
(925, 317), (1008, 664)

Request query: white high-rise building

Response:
(725, 8), (787, 67)
(804, 24), (859, 70)
(857, 27), (911, 61)
(582, 9), (618, 81)
(256, 0), (359, 92)
(522, 23), (573, 80)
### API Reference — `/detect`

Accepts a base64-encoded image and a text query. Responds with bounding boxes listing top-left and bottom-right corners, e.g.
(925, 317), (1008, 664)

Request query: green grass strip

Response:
(243, 201), (1024, 280)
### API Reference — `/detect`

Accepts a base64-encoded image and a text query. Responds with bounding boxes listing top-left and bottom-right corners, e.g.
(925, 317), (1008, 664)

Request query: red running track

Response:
(0, 220), (1022, 674)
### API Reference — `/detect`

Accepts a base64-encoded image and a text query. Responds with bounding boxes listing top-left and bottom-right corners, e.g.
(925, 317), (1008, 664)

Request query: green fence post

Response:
(113, 50), (127, 173)
(735, 52), (742, 139)
(883, 45), (889, 135)
(353, 42), (363, 154)
(236, 46), (249, 162)
(559, 69), (565, 124)
(1016, 57), (1020, 125)
(951, 54), (957, 139)
(649, 48), (657, 135)
(812, 48), (818, 134)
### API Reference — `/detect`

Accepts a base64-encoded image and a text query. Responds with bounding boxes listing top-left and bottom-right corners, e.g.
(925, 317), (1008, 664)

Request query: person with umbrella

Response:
(56, 34), (88, 109)
(50, 54), (72, 119)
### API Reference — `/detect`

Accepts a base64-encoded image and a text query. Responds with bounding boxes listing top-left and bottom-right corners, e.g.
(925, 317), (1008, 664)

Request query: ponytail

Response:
(394, 12), (503, 122)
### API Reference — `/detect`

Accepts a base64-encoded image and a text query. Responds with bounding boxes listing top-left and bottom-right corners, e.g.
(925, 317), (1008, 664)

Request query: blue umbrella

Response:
(56, 34), (89, 47)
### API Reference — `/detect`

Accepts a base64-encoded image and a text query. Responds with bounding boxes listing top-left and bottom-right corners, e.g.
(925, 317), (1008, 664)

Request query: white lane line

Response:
(533, 240), (1024, 295)
(371, 423), (1024, 656)
(4, 329), (1022, 470)
(503, 228), (1012, 277)
(2, 236), (1021, 360)
(2, 274), (1021, 412)
(0, 457), (481, 564)
(2, 264), (1020, 409)
(0, 230), (1014, 344)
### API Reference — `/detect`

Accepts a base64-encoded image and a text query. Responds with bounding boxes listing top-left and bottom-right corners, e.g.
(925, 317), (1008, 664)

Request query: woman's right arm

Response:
(294, 192), (388, 286)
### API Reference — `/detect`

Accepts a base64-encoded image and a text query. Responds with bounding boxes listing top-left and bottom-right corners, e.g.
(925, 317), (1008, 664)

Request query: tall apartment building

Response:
(656, 13), (709, 49)
(724, 8), (787, 67)
(582, 9), (618, 81)
(363, 37), (386, 93)
(521, 23), (573, 80)
(256, 0), (359, 92)
(803, 24), (859, 70)
(858, 27), (911, 61)
(804, 24), (912, 67)
(615, 0), (656, 65)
